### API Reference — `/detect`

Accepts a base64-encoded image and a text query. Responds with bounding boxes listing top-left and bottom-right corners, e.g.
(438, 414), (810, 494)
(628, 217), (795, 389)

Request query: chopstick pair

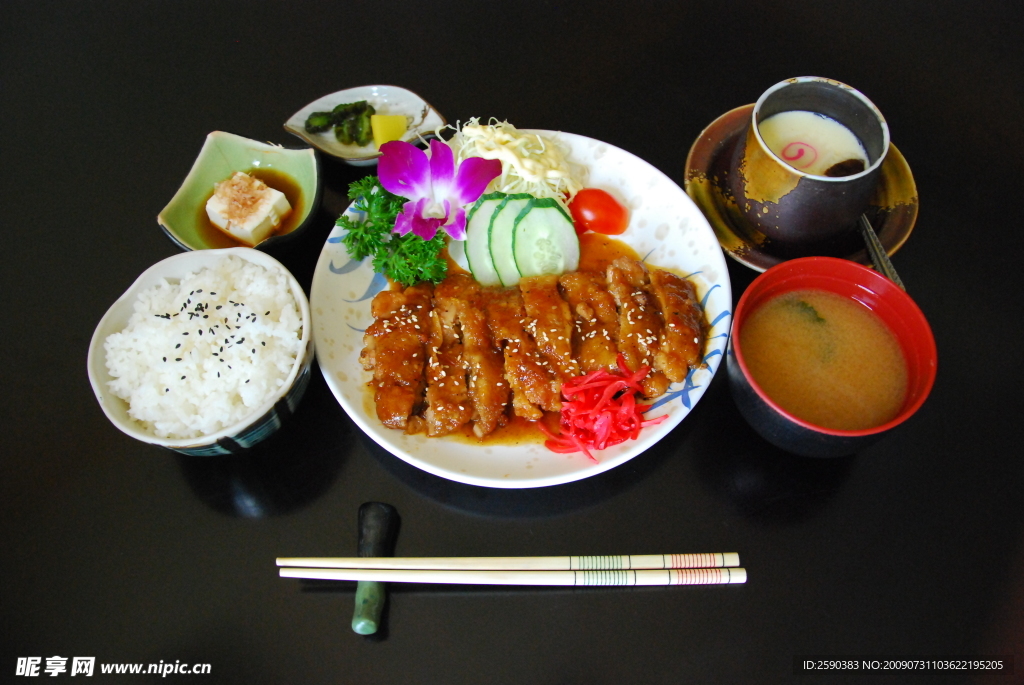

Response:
(277, 553), (746, 587)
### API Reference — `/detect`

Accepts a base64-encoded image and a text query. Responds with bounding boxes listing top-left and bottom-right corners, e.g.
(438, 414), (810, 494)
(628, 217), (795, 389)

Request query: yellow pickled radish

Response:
(371, 115), (408, 148)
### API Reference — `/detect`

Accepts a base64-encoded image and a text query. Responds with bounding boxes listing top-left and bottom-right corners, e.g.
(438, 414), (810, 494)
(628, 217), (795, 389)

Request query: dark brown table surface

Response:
(3, 2), (1022, 683)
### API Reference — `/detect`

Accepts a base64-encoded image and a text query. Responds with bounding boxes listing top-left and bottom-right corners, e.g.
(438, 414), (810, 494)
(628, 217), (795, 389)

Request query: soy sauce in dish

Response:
(196, 168), (304, 248)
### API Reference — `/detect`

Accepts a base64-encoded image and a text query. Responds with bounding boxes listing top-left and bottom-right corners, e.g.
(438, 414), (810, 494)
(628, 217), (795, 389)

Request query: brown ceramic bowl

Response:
(727, 77), (890, 246)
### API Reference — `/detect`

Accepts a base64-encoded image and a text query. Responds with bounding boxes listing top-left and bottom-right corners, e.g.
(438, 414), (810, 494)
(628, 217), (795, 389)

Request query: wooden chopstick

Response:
(279, 566), (747, 587)
(276, 553), (739, 571)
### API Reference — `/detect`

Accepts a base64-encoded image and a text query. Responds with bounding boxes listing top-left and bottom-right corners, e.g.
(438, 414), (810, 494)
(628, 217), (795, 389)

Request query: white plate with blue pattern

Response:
(309, 131), (732, 488)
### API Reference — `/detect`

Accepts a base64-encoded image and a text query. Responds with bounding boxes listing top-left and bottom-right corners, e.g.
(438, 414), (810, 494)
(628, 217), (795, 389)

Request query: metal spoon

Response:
(859, 214), (906, 291)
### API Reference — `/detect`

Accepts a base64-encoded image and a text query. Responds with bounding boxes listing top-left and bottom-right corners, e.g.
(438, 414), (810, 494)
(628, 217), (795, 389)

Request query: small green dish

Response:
(158, 131), (322, 251)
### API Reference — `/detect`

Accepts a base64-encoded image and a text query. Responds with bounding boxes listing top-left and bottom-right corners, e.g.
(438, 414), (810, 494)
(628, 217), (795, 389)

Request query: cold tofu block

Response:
(371, 114), (408, 148)
(206, 172), (292, 246)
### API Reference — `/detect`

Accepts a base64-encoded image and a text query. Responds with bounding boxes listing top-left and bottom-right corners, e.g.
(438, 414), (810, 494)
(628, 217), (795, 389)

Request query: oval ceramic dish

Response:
(310, 131), (733, 488)
(284, 85), (446, 165)
(158, 132), (322, 252)
(88, 248), (315, 456)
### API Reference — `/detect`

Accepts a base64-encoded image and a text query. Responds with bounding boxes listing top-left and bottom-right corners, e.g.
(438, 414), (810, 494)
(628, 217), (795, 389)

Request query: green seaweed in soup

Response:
(740, 289), (908, 431)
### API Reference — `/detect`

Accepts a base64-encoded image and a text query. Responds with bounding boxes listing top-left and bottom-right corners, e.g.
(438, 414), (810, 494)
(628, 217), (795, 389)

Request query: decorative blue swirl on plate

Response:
(649, 375), (698, 412)
(329, 256), (364, 275)
(343, 272), (388, 303)
(700, 284), (720, 309)
(707, 309), (731, 330)
(646, 304), (731, 412)
(647, 345), (724, 411)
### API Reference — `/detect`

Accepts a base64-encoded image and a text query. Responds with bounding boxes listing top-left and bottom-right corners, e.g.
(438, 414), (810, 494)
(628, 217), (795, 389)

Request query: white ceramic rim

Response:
(310, 130), (733, 488)
(87, 247), (312, 448)
(751, 76), (891, 183)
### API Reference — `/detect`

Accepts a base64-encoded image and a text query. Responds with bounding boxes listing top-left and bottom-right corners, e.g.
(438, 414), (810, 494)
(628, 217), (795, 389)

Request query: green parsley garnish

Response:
(336, 176), (447, 287)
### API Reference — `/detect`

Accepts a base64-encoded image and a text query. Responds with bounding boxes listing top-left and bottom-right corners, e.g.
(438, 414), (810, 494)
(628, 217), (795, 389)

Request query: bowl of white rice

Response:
(88, 248), (314, 455)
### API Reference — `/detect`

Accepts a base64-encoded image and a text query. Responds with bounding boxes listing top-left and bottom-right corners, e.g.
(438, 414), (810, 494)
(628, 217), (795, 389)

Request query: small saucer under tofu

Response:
(206, 172), (292, 246)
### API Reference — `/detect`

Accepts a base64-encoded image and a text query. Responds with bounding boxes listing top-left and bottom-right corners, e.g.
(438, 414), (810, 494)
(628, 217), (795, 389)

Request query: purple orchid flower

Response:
(377, 139), (501, 241)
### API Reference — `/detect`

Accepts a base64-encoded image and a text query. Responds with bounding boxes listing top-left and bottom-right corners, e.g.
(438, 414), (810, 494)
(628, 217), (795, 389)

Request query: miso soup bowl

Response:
(726, 257), (936, 457)
(88, 248), (315, 456)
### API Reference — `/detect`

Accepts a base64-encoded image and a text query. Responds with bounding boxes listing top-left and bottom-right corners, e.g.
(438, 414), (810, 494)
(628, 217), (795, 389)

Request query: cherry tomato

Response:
(569, 188), (629, 235)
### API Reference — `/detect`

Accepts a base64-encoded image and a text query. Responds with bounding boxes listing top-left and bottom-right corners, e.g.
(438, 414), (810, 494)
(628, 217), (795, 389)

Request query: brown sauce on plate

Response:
(363, 233), (643, 444)
(361, 384), (558, 445)
(447, 411), (561, 446)
(196, 168), (304, 248)
(577, 233), (639, 272)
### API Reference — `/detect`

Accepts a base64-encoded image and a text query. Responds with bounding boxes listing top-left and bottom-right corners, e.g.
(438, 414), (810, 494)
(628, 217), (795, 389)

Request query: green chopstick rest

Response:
(351, 502), (400, 635)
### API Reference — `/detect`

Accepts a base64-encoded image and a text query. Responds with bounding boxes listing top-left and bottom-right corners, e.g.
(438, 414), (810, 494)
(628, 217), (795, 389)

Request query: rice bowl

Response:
(88, 248), (314, 455)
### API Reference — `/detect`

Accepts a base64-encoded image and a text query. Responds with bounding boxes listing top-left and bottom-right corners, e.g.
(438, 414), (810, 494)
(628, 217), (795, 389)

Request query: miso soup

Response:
(739, 289), (908, 431)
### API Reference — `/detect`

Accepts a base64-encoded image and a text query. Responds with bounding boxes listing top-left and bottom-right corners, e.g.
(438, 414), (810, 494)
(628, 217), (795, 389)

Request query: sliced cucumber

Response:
(512, 198), (579, 278)
(464, 192), (506, 287)
(446, 236), (468, 272)
(488, 193), (534, 287)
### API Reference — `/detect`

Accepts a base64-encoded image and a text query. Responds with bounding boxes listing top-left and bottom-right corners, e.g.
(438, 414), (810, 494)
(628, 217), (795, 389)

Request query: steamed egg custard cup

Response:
(728, 77), (890, 246)
(726, 257), (936, 458)
(87, 248), (315, 456)
(158, 131), (322, 252)
(684, 104), (918, 273)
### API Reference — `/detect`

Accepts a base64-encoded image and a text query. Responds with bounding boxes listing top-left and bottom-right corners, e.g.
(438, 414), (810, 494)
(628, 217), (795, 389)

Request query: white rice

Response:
(104, 255), (303, 440)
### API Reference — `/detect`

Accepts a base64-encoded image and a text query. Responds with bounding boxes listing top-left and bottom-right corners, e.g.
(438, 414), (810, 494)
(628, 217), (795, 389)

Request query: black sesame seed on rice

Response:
(105, 255), (302, 441)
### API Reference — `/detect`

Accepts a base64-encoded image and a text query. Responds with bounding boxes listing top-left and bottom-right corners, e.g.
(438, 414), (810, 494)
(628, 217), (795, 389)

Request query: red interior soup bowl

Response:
(727, 256), (937, 457)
